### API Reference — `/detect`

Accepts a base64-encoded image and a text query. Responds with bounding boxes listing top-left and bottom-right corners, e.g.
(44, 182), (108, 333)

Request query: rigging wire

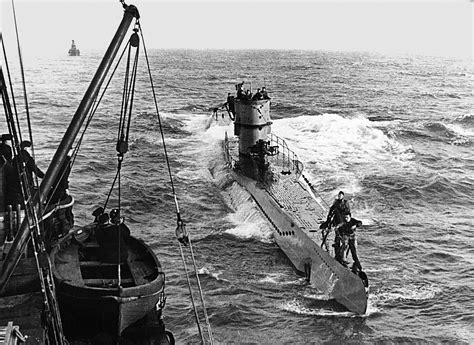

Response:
(10, 0), (42, 197)
(1, 33), (23, 151)
(138, 22), (214, 344)
(2, 2), (65, 343)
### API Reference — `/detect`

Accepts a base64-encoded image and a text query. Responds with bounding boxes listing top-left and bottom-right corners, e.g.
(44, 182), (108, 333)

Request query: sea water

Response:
(2, 49), (472, 343)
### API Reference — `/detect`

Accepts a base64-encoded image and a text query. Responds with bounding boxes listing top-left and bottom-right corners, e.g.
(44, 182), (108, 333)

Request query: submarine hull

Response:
(223, 136), (368, 314)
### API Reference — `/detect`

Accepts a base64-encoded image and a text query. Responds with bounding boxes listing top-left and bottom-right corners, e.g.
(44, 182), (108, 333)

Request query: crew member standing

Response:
(326, 191), (350, 227)
(0, 134), (12, 163)
(4, 140), (45, 208)
(335, 212), (363, 270)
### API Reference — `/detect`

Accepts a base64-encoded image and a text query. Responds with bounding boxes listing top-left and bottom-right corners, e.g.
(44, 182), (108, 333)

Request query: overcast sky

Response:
(1, 0), (473, 59)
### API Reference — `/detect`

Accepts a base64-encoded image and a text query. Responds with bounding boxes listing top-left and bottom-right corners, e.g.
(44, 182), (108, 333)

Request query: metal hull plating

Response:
(223, 139), (368, 314)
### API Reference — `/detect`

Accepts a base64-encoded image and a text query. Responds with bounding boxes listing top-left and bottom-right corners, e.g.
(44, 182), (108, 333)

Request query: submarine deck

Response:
(226, 137), (330, 244)
(224, 136), (368, 314)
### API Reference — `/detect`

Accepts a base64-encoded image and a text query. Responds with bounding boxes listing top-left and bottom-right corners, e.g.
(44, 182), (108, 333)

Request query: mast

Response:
(0, 4), (140, 290)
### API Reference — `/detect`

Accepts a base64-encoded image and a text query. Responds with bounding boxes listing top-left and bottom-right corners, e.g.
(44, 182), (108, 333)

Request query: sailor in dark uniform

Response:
(95, 208), (130, 263)
(327, 191), (350, 226)
(261, 87), (270, 100)
(0, 134), (12, 163)
(17, 140), (45, 185)
(236, 82), (244, 99)
(226, 92), (235, 116)
(252, 88), (263, 101)
(319, 191), (350, 262)
(335, 212), (363, 270)
(4, 140), (45, 209)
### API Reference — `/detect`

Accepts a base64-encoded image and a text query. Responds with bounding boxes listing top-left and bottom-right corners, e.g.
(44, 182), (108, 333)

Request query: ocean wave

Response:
(278, 298), (355, 317)
(397, 120), (473, 146)
(425, 121), (473, 144)
(455, 113), (474, 126)
(271, 102), (321, 118)
(197, 266), (230, 282)
(224, 187), (274, 243)
(414, 173), (473, 200)
(256, 273), (302, 285)
(272, 113), (415, 163)
(270, 113), (416, 200)
(277, 298), (380, 318)
(373, 283), (442, 304)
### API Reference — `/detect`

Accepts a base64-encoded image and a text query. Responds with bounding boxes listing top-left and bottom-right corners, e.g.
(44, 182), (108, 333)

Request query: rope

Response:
(301, 173), (331, 209)
(139, 23), (214, 344)
(1, 33), (23, 149)
(117, 160), (122, 287)
(177, 241), (205, 343)
(138, 24), (177, 199)
(3, 2), (65, 342)
(188, 238), (214, 343)
(10, 0), (42, 199)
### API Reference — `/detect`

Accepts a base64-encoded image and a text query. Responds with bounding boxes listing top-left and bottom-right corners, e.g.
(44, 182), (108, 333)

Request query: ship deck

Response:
(0, 213), (46, 344)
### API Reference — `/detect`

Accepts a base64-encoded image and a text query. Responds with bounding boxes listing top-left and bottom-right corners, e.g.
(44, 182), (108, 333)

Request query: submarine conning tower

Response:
(234, 98), (272, 156)
(231, 97), (273, 181)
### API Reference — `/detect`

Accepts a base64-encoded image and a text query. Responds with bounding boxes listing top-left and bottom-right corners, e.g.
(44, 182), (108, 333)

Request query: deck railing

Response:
(223, 132), (236, 169)
(223, 132), (304, 177)
(268, 133), (304, 178)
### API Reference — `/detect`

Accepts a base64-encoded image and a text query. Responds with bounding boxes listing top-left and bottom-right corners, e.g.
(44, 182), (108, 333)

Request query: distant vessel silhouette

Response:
(68, 40), (80, 56)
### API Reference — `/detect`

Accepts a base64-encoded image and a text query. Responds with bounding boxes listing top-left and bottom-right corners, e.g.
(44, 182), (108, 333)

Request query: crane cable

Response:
(138, 22), (214, 345)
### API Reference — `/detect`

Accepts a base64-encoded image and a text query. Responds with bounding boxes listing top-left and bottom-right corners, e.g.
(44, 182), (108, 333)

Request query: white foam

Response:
(278, 299), (356, 318)
(445, 123), (474, 137)
(455, 326), (474, 343)
(224, 196), (274, 243)
(301, 291), (332, 300)
(257, 273), (302, 285)
(197, 266), (229, 282)
(365, 297), (381, 316)
(272, 113), (415, 172)
(374, 283), (442, 303)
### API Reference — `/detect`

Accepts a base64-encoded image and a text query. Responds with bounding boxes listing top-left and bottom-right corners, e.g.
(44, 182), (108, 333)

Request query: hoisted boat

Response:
(214, 84), (369, 314)
(1, 2), (175, 343)
(51, 225), (166, 337)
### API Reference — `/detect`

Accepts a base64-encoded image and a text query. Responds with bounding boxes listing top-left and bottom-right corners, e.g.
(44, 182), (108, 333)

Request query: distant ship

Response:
(68, 40), (80, 56)
(212, 83), (369, 314)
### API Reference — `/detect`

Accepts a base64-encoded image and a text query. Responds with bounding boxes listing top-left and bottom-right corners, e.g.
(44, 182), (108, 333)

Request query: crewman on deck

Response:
(252, 88), (263, 101)
(320, 191), (350, 262)
(17, 140), (45, 185)
(326, 191), (350, 227)
(236, 82), (244, 99)
(226, 92), (235, 116)
(334, 212), (363, 271)
(244, 89), (251, 99)
(4, 140), (45, 209)
(261, 87), (270, 100)
(0, 134), (12, 163)
(95, 208), (130, 263)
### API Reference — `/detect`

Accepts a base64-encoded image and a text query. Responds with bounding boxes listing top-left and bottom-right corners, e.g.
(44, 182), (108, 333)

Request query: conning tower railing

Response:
(224, 131), (236, 169)
(224, 131), (304, 178)
(268, 133), (304, 178)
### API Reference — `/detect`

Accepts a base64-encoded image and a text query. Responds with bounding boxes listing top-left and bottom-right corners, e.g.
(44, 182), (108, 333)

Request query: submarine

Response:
(213, 83), (368, 314)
